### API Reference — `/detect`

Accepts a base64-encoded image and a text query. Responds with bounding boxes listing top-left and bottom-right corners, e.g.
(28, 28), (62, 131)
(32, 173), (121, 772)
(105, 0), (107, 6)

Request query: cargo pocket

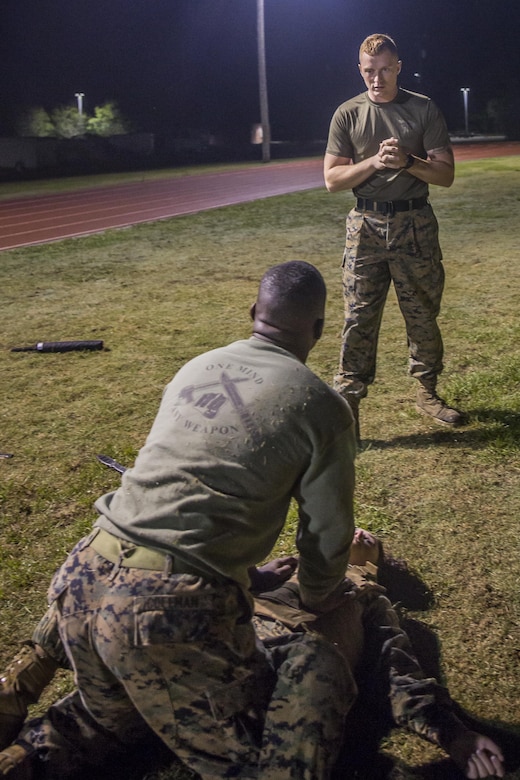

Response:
(47, 531), (100, 606)
(133, 594), (215, 646)
(205, 672), (260, 722)
(204, 672), (267, 755)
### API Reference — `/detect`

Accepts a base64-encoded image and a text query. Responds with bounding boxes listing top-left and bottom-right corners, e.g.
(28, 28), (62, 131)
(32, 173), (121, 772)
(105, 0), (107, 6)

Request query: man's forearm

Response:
(406, 152), (455, 188)
(324, 154), (378, 193)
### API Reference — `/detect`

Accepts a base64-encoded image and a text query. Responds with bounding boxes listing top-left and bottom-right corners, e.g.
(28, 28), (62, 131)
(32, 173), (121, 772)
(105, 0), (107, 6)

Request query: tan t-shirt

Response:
(326, 87), (451, 201)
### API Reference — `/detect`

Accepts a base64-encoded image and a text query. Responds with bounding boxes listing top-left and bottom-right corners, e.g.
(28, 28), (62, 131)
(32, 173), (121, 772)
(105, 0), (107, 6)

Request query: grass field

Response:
(1, 155), (519, 778)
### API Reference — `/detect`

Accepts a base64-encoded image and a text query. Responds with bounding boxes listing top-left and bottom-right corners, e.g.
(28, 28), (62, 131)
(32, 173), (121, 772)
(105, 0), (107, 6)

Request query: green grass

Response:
(1, 156), (520, 778)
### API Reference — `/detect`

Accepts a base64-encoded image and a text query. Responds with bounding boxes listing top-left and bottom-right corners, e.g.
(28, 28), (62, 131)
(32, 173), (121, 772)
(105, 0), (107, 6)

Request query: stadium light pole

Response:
(257, 0), (271, 162)
(75, 92), (85, 116)
(460, 87), (470, 136)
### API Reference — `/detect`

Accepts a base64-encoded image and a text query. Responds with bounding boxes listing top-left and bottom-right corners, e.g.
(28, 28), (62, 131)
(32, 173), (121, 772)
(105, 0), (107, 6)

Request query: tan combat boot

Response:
(416, 385), (464, 427)
(0, 743), (33, 779)
(0, 643), (58, 750)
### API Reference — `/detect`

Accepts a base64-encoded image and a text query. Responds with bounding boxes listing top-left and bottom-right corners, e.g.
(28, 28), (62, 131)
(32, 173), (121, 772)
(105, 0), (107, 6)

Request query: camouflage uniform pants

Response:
(22, 532), (351, 779)
(334, 205), (445, 399)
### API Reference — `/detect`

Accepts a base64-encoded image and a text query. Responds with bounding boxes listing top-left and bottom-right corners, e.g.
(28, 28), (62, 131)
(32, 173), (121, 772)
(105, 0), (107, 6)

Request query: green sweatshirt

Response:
(95, 337), (356, 607)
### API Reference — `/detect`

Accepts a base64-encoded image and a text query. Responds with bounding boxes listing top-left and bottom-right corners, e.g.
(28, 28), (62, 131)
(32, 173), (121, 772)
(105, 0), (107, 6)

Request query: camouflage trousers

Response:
(22, 531), (352, 779)
(334, 205), (445, 399)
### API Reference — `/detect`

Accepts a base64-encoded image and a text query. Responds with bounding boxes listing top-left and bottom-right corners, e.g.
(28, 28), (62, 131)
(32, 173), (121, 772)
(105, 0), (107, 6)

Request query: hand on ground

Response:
(448, 731), (505, 778)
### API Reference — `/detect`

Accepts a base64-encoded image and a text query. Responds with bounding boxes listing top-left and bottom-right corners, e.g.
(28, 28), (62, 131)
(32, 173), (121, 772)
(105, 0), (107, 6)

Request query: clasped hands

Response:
(376, 136), (408, 170)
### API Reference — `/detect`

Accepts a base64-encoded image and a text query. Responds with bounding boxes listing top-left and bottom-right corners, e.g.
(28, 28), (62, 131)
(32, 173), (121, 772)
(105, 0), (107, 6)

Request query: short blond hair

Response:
(359, 34), (399, 60)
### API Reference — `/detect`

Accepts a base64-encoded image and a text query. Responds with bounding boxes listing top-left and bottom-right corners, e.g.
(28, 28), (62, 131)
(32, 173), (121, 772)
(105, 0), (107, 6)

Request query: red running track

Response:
(0, 159), (326, 252)
(1, 143), (518, 252)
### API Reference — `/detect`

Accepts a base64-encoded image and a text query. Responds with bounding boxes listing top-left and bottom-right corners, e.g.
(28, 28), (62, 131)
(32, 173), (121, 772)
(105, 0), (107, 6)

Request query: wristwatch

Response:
(403, 154), (415, 169)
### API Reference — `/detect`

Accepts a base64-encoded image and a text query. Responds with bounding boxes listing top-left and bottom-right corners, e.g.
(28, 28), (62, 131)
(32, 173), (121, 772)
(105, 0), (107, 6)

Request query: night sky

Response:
(1, 0), (519, 142)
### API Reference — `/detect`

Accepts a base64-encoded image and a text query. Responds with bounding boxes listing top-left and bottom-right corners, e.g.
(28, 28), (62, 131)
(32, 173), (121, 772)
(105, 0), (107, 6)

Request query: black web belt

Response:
(355, 196), (429, 215)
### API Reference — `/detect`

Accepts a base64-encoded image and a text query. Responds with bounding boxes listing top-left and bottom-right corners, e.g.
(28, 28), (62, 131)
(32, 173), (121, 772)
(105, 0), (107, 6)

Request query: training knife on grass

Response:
(96, 454), (127, 474)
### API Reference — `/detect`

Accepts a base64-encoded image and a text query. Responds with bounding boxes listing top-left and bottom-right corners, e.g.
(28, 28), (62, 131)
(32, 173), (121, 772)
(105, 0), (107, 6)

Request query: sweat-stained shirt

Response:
(95, 336), (356, 608)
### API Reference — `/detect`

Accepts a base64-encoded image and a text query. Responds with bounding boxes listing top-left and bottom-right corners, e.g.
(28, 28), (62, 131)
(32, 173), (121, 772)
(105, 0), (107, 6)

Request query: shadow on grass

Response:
(339, 708), (520, 780)
(372, 731), (520, 778)
(362, 408), (520, 452)
(333, 563), (520, 780)
(378, 563), (435, 614)
(334, 614), (520, 779)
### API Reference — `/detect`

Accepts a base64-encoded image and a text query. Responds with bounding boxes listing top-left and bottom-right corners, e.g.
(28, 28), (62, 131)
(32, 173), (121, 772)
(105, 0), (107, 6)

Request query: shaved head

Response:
(252, 261), (327, 362)
(259, 260), (326, 318)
